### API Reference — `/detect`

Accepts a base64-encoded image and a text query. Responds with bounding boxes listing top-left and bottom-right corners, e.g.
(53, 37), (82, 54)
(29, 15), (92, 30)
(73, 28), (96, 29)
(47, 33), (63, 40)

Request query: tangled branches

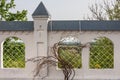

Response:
(27, 43), (90, 80)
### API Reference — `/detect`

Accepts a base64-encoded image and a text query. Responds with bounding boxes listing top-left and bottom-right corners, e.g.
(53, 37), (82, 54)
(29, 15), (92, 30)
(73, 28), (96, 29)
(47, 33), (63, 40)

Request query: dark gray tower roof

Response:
(32, 2), (50, 18)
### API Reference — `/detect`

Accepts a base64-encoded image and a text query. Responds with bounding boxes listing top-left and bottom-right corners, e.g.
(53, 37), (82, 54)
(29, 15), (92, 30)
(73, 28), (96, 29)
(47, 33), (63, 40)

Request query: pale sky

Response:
(14, 0), (104, 21)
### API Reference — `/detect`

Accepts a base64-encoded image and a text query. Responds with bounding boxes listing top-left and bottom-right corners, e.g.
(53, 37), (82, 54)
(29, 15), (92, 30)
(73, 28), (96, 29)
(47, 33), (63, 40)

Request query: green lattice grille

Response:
(89, 37), (114, 69)
(3, 37), (25, 68)
(58, 45), (82, 68)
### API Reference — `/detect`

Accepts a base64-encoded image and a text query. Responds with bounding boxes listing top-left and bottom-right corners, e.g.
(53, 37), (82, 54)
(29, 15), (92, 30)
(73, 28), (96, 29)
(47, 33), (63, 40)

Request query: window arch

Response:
(58, 36), (82, 68)
(2, 37), (25, 68)
(89, 37), (114, 69)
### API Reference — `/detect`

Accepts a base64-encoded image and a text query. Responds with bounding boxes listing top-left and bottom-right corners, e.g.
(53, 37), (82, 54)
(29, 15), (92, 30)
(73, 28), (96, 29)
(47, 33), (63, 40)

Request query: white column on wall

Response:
(82, 46), (89, 79)
(33, 17), (49, 78)
(33, 18), (48, 57)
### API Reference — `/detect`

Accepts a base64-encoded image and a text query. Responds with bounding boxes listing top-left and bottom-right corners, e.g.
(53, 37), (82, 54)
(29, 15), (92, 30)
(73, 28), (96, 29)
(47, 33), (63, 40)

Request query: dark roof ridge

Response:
(0, 21), (34, 31)
(48, 20), (120, 31)
(49, 20), (120, 21)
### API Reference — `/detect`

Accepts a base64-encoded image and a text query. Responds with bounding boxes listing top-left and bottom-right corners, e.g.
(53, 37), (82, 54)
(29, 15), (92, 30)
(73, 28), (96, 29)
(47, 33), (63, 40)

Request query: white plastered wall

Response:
(46, 31), (120, 80)
(0, 30), (120, 80)
(0, 31), (36, 79)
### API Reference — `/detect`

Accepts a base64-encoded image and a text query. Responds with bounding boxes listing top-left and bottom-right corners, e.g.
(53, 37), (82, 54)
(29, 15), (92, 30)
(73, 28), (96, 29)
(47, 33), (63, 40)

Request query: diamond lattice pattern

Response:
(58, 45), (82, 68)
(89, 37), (114, 69)
(3, 37), (25, 68)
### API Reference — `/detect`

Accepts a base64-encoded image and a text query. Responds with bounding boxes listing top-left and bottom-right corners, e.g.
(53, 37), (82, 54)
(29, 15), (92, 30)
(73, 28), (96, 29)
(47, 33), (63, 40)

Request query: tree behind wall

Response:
(0, 0), (27, 21)
(87, 0), (120, 20)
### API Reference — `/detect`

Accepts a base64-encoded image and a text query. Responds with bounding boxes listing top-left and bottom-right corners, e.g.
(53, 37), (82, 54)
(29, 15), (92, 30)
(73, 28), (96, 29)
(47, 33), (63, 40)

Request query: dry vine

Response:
(27, 42), (89, 80)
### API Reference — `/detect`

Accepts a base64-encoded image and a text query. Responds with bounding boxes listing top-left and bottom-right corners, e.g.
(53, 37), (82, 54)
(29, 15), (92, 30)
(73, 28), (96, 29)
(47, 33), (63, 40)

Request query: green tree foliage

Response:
(0, 0), (27, 21)
(58, 37), (82, 69)
(87, 0), (120, 20)
(3, 37), (25, 68)
(58, 45), (82, 68)
(89, 37), (114, 69)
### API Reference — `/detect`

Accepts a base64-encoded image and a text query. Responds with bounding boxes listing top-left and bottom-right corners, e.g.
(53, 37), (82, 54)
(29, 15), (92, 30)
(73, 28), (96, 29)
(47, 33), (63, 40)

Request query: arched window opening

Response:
(89, 37), (114, 69)
(58, 36), (82, 68)
(2, 37), (25, 68)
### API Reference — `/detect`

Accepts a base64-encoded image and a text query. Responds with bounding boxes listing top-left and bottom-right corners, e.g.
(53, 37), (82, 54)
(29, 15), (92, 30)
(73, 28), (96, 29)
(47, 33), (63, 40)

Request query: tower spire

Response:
(32, 2), (50, 18)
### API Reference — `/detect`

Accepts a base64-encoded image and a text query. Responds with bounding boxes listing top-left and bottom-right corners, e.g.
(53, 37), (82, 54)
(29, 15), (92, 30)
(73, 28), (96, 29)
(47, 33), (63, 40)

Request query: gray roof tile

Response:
(81, 21), (120, 31)
(0, 21), (120, 31)
(48, 20), (80, 31)
(32, 2), (49, 17)
(48, 20), (120, 31)
(0, 21), (34, 31)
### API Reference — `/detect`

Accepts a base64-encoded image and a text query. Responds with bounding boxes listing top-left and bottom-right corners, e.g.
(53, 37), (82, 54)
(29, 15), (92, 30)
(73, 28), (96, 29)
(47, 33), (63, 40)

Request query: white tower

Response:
(32, 2), (50, 78)
(32, 2), (50, 57)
